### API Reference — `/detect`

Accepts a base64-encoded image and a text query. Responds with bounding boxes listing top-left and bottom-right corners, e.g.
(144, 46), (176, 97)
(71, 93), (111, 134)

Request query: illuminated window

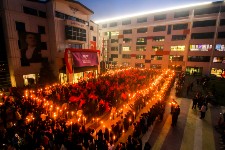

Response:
(122, 46), (131, 51)
(136, 55), (145, 59)
(152, 46), (164, 51)
(215, 44), (225, 51)
(135, 63), (145, 68)
(189, 44), (212, 51)
(122, 62), (130, 67)
(213, 57), (225, 63)
(171, 45), (185, 51)
(169, 55), (184, 61)
(110, 31), (119, 36)
(150, 64), (161, 69)
(136, 37), (147, 45)
(136, 46), (146, 51)
(151, 55), (163, 60)
(152, 36), (165, 41)
(123, 38), (132, 43)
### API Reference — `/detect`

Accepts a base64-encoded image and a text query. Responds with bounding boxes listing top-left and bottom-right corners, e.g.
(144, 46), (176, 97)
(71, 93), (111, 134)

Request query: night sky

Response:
(79, 0), (219, 21)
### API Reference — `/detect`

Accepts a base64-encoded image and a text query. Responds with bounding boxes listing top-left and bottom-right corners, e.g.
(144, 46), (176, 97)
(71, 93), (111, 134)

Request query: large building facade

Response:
(98, 1), (225, 76)
(0, 0), (99, 87)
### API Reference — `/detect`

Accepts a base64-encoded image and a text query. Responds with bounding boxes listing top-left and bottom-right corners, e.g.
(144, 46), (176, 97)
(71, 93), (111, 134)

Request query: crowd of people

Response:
(175, 72), (185, 97)
(0, 68), (176, 150)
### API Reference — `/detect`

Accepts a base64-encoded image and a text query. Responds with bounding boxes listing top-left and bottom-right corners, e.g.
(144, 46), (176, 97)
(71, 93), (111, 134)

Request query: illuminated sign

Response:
(190, 44), (212, 51)
(215, 44), (225, 51)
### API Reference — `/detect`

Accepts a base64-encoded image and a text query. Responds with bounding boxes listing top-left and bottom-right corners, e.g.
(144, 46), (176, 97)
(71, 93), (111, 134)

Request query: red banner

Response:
(64, 48), (100, 74)
(90, 41), (96, 50)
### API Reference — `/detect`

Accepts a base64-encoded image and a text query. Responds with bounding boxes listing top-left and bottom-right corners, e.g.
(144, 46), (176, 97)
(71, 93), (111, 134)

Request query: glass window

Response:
(122, 19), (131, 25)
(171, 45), (185, 51)
(218, 32), (225, 38)
(23, 6), (38, 16)
(191, 32), (214, 39)
(137, 17), (147, 23)
(151, 55), (163, 60)
(152, 46), (164, 51)
(122, 54), (131, 59)
(173, 23), (188, 30)
(194, 6), (220, 16)
(111, 54), (118, 58)
(220, 19), (225, 26)
(123, 38), (132, 43)
(136, 55), (145, 59)
(136, 37), (147, 45)
(152, 36), (165, 41)
(110, 31), (119, 36)
(90, 26), (94, 30)
(122, 62), (130, 67)
(65, 25), (86, 41)
(150, 64), (161, 69)
(38, 10), (46, 18)
(122, 46), (131, 51)
(135, 63), (145, 68)
(123, 29), (132, 34)
(137, 28), (148, 33)
(111, 47), (118, 51)
(38, 25), (45, 34)
(215, 44), (225, 51)
(15, 21), (25, 31)
(174, 11), (189, 18)
(93, 36), (96, 41)
(153, 26), (166, 32)
(136, 46), (146, 51)
(190, 44), (212, 51)
(188, 56), (210, 62)
(169, 55), (184, 61)
(55, 11), (65, 19)
(109, 22), (117, 27)
(213, 57), (225, 63)
(154, 14), (166, 21)
(193, 20), (216, 28)
(111, 39), (118, 43)
(172, 35), (186, 41)
(167, 25), (171, 35)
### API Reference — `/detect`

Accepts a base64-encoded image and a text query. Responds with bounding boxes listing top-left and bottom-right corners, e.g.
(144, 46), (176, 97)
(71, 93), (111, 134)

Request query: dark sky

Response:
(79, 0), (219, 21)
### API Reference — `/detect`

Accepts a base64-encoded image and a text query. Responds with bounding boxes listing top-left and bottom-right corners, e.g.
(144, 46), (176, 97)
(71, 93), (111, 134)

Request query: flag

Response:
(90, 41), (96, 50)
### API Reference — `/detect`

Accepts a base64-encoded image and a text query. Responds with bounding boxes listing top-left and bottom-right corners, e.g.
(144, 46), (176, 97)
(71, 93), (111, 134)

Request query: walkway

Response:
(146, 76), (224, 150)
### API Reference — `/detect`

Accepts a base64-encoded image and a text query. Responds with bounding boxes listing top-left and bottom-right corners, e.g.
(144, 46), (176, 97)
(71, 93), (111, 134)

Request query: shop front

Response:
(64, 48), (100, 83)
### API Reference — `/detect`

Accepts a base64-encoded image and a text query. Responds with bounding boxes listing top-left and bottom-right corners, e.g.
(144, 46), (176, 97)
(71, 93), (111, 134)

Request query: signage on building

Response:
(66, 20), (86, 29)
(72, 51), (98, 67)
